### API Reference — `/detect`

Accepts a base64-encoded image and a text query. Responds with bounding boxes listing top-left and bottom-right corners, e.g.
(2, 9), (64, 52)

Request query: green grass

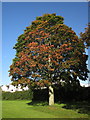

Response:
(2, 100), (89, 118)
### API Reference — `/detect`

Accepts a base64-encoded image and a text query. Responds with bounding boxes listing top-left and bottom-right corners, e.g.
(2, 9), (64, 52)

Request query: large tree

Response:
(9, 13), (89, 105)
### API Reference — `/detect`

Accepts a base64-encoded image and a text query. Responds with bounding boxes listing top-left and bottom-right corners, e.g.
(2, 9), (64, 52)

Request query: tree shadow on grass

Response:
(26, 100), (90, 116)
(26, 101), (48, 106)
(61, 101), (90, 115)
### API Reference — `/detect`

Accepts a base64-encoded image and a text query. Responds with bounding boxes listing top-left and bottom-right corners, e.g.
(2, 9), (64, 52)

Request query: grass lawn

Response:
(2, 100), (90, 118)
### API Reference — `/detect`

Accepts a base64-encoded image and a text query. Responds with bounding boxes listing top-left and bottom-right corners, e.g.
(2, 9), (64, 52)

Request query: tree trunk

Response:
(49, 85), (54, 105)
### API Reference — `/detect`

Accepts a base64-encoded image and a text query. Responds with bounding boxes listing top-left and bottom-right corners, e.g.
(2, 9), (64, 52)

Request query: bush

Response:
(2, 89), (33, 100)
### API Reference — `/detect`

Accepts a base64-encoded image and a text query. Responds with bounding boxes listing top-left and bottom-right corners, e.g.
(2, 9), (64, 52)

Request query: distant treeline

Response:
(2, 90), (33, 100)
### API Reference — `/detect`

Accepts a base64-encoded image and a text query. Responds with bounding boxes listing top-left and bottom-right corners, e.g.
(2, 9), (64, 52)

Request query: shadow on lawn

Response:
(61, 101), (90, 115)
(27, 101), (48, 106)
(27, 100), (90, 116)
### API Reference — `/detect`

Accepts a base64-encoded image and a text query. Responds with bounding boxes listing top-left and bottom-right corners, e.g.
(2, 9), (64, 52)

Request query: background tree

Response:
(80, 23), (90, 47)
(80, 23), (90, 83)
(9, 13), (89, 105)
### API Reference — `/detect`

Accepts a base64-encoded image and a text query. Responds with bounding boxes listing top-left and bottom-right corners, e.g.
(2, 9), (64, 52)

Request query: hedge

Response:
(2, 89), (33, 100)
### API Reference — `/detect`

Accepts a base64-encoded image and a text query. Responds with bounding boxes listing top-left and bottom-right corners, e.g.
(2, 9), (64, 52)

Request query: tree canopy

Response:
(9, 13), (89, 88)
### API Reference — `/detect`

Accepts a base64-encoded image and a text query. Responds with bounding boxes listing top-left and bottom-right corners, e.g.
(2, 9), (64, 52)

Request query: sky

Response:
(0, 2), (2, 87)
(1, 2), (90, 85)
(1, 0), (88, 2)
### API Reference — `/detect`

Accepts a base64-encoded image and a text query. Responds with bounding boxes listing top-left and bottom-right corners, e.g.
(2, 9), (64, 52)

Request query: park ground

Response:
(2, 100), (90, 118)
